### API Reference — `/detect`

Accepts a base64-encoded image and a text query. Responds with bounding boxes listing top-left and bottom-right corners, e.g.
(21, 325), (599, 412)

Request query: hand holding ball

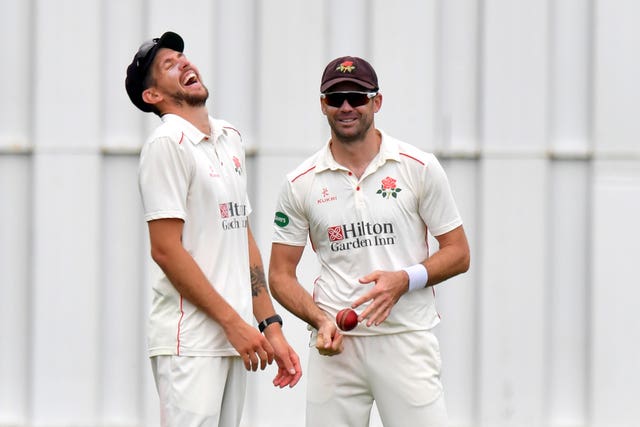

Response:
(336, 308), (358, 331)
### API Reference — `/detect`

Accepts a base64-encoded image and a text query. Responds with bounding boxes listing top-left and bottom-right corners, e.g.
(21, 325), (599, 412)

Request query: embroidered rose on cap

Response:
(336, 61), (356, 73)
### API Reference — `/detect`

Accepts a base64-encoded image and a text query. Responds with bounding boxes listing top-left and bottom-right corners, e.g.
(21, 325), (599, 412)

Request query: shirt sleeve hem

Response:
(144, 211), (187, 222)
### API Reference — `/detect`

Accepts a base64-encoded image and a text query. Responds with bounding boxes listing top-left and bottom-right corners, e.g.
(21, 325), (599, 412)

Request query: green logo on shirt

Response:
(274, 211), (290, 227)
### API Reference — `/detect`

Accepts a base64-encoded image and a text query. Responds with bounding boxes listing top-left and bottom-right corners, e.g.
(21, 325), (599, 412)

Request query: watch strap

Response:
(258, 314), (283, 333)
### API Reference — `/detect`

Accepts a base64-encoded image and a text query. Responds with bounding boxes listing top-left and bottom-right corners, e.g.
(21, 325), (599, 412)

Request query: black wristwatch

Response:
(258, 314), (283, 333)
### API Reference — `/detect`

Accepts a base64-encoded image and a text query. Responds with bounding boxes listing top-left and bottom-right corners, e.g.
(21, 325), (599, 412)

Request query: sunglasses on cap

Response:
(320, 91), (378, 108)
(135, 38), (161, 68)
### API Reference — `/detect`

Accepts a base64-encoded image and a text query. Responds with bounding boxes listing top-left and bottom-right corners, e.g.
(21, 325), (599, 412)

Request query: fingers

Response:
(315, 330), (343, 356)
(272, 368), (297, 388)
(351, 291), (372, 309)
(228, 320), (277, 372)
(265, 333), (297, 376)
(357, 290), (394, 326)
(276, 366), (302, 388)
(358, 271), (378, 284)
(288, 352), (302, 386)
(242, 344), (274, 371)
(362, 304), (392, 327)
(272, 349), (303, 388)
(241, 351), (264, 371)
(264, 340), (275, 366)
(352, 271), (378, 309)
(241, 351), (259, 371)
(259, 348), (269, 370)
(315, 330), (331, 350)
(354, 270), (406, 325)
(265, 333), (303, 388)
(278, 349), (297, 376)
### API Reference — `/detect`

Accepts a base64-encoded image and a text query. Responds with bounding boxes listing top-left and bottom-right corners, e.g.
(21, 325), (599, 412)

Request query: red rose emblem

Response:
(232, 156), (242, 174)
(377, 176), (402, 199)
(381, 177), (396, 190)
(337, 61), (355, 73)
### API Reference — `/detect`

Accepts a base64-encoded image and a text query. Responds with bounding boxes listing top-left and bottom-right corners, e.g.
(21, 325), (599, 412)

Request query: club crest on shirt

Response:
(377, 176), (402, 199)
(232, 156), (243, 175)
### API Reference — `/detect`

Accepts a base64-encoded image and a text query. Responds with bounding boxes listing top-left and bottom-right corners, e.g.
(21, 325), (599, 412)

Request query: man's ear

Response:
(142, 87), (162, 106)
(320, 98), (328, 116)
(373, 92), (382, 113)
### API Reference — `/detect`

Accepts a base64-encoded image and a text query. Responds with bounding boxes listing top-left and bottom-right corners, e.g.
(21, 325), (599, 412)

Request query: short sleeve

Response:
(272, 178), (310, 246)
(419, 155), (463, 236)
(138, 136), (192, 222)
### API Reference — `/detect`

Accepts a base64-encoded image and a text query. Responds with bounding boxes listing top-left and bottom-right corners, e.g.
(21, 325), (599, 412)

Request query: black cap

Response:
(320, 56), (379, 93)
(125, 31), (184, 112)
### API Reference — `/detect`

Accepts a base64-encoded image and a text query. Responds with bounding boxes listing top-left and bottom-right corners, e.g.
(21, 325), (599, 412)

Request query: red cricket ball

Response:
(336, 308), (358, 331)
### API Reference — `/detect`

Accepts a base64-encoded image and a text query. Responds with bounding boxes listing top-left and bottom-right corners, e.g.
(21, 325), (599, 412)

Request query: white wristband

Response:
(402, 264), (428, 292)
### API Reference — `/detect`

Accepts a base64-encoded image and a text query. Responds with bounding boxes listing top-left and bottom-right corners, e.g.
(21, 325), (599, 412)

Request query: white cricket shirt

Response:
(139, 114), (252, 356)
(272, 130), (463, 335)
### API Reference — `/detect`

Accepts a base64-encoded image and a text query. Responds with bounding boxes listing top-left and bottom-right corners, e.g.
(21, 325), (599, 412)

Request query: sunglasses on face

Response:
(320, 91), (378, 108)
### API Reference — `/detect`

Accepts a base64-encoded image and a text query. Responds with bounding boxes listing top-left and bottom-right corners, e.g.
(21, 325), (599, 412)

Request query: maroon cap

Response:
(320, 56), (379, 93)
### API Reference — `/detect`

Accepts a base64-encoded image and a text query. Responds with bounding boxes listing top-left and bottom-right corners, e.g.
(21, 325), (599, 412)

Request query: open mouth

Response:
(183, 71), (198, 86)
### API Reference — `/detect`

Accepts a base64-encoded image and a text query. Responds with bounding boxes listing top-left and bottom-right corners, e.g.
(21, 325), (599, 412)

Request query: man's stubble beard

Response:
(170, 84), (210, 108)
(329, 114), (374, 144)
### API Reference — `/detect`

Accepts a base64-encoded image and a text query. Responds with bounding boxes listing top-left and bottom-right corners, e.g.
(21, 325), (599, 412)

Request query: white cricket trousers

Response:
(306, 329), (448, 427)
(151, 355), (247, 427)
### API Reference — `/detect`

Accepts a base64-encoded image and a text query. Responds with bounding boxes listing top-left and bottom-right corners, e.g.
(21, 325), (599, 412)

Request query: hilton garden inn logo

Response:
(219, 202), (248, 230)
(327, 221), (396, 252)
